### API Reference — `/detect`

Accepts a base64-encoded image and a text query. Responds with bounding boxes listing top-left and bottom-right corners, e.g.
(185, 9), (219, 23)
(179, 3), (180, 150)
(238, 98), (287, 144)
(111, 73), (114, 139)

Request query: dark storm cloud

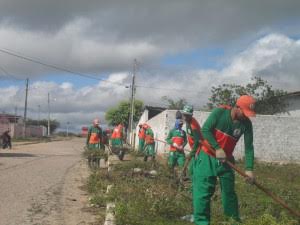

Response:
(1, 0), (300, 47)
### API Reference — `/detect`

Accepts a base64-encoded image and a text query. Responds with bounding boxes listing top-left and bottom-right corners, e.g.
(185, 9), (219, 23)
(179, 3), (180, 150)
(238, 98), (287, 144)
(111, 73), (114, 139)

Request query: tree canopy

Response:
(105, 100), (144, 128)
(162, 96), (188, 110)
(207, 77), (288, 115)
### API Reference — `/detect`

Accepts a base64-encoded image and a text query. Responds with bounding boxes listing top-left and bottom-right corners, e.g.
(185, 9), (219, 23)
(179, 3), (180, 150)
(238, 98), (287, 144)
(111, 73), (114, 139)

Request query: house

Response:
(281, 91), (300, 116)
(0, 113), (46, 138)
(130, 105), (166, 146)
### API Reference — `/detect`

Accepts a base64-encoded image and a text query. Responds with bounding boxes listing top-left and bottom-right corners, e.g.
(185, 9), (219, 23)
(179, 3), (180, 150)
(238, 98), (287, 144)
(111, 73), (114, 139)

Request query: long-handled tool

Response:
(105, 144), (113, 155)
(155, 138), (300, 218)
(154, 138), (191, 187)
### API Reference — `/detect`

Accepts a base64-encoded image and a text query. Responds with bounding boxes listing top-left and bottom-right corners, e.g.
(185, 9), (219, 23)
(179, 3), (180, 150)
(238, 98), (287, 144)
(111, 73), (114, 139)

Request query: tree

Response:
(105, 100), (144, 128)
(207, 77), (288, 115)
(26, 119), (60, 133)
(162, 96), (188, 110)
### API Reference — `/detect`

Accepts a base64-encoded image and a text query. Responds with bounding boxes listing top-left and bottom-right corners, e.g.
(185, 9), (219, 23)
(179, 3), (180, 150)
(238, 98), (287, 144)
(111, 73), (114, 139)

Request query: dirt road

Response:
(0, 138), (96, 225)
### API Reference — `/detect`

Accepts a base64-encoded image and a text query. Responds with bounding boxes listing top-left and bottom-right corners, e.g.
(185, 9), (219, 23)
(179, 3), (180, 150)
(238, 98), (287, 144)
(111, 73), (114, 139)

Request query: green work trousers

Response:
(87, 143), (101, 149)
(189, 156), (195, 177)
(193, 151), (240, 225)
(111, 138), (123, 147)
(138, 139), (145, 152)
(168, 151), (185, 168)
(144, 143), (155, 156)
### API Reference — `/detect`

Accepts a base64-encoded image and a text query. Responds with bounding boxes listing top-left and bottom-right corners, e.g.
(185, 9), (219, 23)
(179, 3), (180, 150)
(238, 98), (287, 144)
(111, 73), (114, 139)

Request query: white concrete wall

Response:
(136, 109), (300, 163)
(284, 96), (300, 117)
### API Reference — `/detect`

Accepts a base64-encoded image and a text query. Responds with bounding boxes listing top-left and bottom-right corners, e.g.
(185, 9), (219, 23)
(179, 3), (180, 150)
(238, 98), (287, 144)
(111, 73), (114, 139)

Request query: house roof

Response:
(144, 105), (167, 120)
(0, 114), (22, 123)
(282, 91), (300, 97)
(144, 105), (167, 111)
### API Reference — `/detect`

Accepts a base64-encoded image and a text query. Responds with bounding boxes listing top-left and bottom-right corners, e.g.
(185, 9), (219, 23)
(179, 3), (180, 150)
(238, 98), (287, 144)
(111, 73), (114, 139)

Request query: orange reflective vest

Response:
(111, 125), (123, 139)
(198, 105), (236, 157)
(170, 136), (185, 151)
(145, 134), (154, 144)
(89, 133), (100, 144)
(187, 117), (202, 149)
(138, 128), (146, 140)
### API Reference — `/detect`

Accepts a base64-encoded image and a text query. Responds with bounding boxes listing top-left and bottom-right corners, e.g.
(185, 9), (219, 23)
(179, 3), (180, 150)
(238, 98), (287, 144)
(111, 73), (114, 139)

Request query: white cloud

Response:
(0, 19), (162, 76)
(221, 34), (300, 89)
(0, 1), (300, 78)
(136, 34), (300, 107)
(0, 33), (299, 131)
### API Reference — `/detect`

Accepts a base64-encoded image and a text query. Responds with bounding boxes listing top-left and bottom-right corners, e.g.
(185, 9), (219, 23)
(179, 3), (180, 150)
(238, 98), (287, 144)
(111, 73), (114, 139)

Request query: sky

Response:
(0, 0), (300, 131)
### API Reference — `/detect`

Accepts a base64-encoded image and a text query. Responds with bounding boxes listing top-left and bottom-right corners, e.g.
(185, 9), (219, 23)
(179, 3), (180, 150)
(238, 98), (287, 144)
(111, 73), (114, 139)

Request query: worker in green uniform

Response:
(138, 124), (146, 152)
(86, 118), (102, 168)
(143, 124), (156, 162)
(111, 124), (124, 147)
(86, 118), (102, 149)
(181, 105), (203, 178)
(166, 119), (187, 169)
(193, 95), (256, 225)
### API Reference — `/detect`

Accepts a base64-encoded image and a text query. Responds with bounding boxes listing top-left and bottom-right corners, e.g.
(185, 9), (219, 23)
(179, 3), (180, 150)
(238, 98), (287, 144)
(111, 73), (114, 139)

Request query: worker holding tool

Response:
(193, 95), (256, 225)
(111, 123), (124, 147)
(143, 124), (156, 162)
(138, 124), (146, 152)
(181, 105), (203, 178)
(111, 123), (125, 160)
(166, 118), (187, 169)
(86, 118), (102, 149)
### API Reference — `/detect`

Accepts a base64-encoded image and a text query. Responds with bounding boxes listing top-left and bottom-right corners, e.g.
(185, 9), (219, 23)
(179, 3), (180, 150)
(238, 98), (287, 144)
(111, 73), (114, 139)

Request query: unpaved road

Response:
(0, 138), (97, 225)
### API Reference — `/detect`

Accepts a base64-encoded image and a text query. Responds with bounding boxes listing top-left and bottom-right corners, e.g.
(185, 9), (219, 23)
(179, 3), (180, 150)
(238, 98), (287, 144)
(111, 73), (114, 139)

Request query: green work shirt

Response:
(201, 107), (254, 171)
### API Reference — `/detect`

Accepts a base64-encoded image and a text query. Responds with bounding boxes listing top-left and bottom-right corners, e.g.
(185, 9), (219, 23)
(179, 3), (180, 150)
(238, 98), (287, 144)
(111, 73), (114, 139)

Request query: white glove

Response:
(177, 145), (184, 151)
(172, 143), (179, 148)
(215, 148), (226, 162)
(245, 171), (255, 184)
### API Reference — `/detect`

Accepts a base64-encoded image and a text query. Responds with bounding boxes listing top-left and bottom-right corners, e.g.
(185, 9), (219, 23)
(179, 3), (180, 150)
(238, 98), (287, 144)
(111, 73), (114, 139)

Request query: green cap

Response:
(182, 105), (193, 115)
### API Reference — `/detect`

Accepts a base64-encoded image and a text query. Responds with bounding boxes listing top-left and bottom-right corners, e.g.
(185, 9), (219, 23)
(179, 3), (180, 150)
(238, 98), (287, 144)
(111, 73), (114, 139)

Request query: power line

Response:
(0, 65), (24, 81)
(0, 47), (208, 94)
(135, 84), (204, 93)
(0, 48), (127, 87)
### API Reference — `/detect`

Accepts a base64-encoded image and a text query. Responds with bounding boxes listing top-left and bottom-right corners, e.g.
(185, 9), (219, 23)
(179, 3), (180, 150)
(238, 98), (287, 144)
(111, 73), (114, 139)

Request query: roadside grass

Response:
(87, 155), (300, 225)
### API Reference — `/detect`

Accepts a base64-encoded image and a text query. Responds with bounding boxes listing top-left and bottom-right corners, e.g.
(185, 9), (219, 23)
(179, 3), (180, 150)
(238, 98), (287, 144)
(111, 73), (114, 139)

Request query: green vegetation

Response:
(162, 96), (188, 110)
(105, 100), (144, 128)
(87, 156), (300, 225)
(207, 77), (288, 115)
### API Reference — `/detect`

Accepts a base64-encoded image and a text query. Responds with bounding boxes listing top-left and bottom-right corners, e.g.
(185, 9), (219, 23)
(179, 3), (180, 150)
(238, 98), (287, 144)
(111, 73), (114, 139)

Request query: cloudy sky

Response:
(0, 0), (300, 131)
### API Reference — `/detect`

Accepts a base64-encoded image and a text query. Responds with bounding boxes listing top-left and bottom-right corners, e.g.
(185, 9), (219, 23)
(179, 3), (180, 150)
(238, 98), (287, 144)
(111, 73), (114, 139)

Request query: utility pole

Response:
(23, 78), (29, 137)
(129, 59), (137, 144)
(14, 106), (18, 124)
(38, 105), (41, 126)
(47, 93), (50, 136)
(66, 122), (70, 137)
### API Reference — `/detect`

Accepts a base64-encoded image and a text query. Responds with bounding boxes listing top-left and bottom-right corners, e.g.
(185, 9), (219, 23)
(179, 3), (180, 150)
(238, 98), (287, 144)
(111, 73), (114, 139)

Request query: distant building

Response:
(128, 105), (166, 145)
(0, 113), (46, 138)
(135, 105), (166, 126)
(281, 91), (300, 117)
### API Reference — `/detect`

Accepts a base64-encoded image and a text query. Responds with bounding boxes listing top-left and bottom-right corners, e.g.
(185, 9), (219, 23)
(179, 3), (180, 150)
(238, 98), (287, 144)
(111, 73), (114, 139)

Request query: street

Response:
(0, 138), (96, 225)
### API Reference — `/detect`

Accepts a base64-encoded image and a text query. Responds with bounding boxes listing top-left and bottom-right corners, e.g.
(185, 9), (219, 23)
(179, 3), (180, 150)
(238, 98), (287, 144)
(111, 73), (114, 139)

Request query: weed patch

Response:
(87, 156), (300, 225)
